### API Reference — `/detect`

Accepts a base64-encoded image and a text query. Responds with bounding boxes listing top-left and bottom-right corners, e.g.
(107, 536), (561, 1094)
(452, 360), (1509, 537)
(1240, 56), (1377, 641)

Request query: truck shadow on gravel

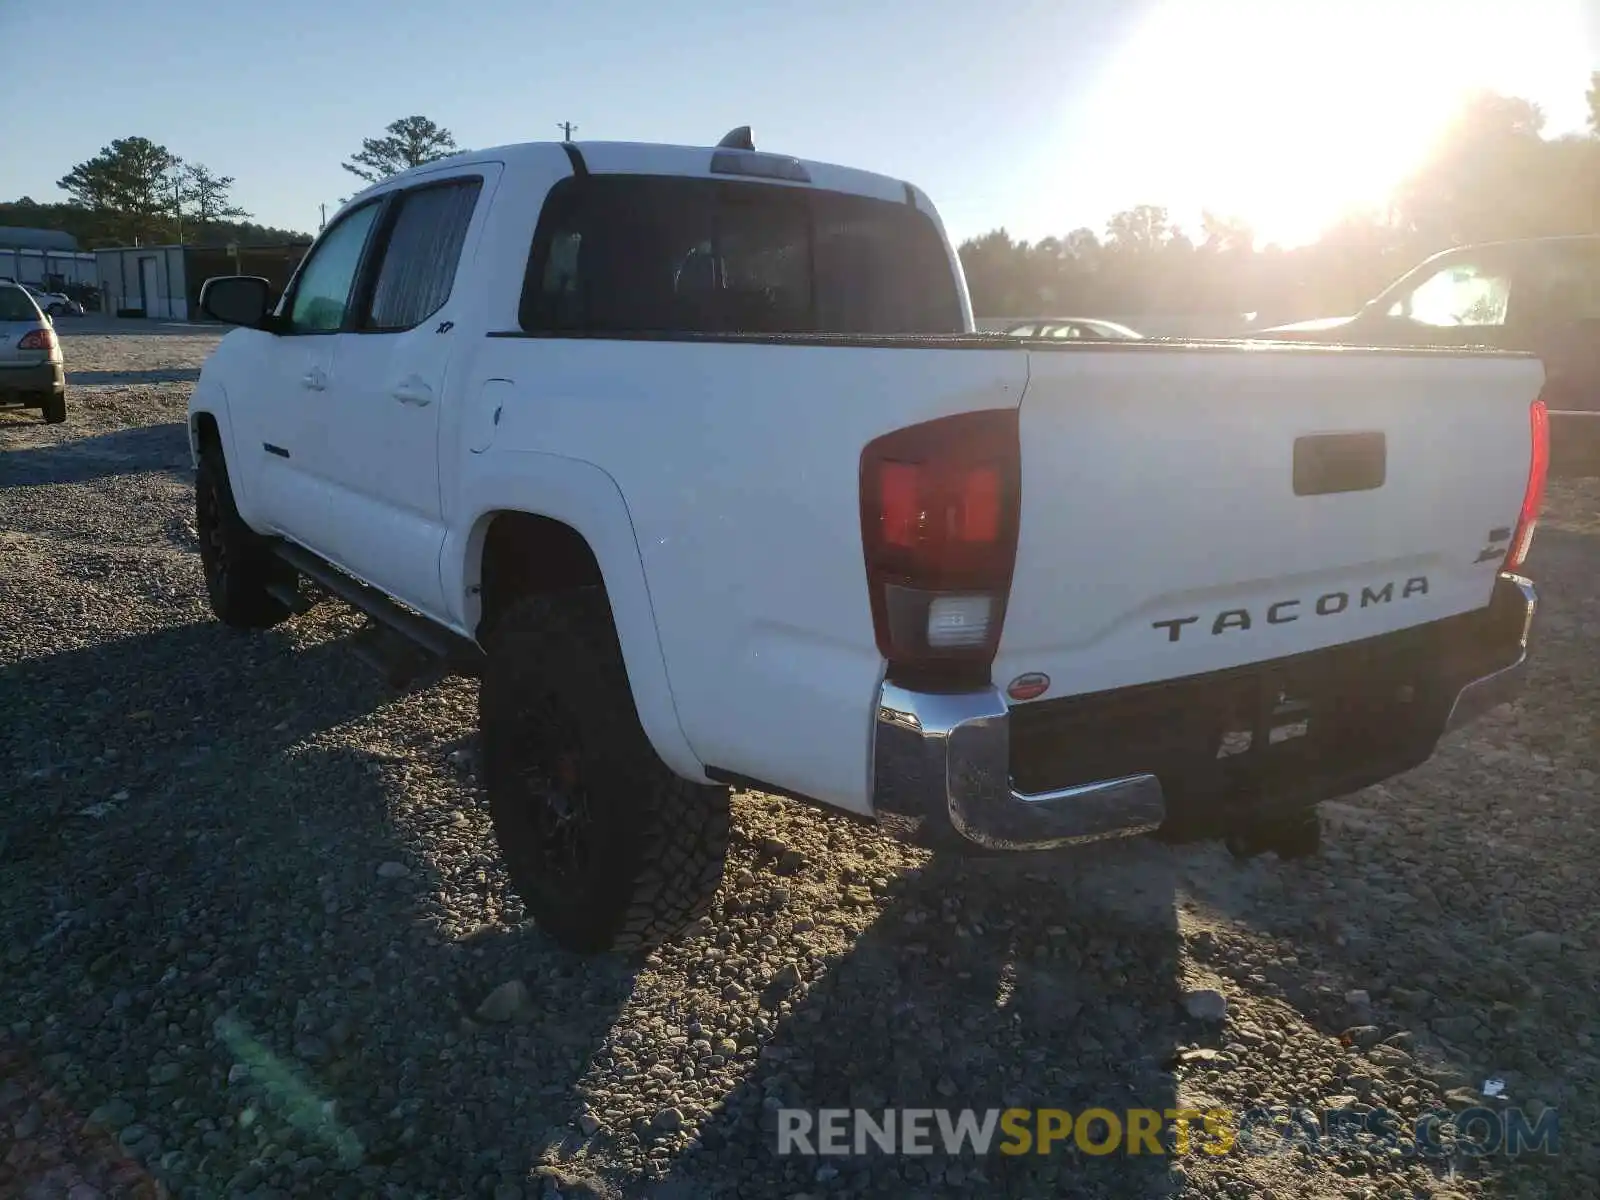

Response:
(1061, 524), (1600, 1198)
(0, 621), (391, 867)
(67, 368), (202, 387)
(649, 846), (1191, 1200)
(0, 619), (641, 1199)
(1, 421), (191, 486)
(54, 320), (220, 339)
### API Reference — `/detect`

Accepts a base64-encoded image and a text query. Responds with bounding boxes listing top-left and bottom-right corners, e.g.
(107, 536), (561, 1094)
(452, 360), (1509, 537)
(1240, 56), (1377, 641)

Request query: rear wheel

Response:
(480, 589), (731, 955)
(40, 393), (65, 424)
(195, 445), (290, 629)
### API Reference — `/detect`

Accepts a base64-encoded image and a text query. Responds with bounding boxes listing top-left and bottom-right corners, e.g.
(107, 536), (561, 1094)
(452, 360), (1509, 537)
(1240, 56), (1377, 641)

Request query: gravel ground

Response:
(2, 328), (1597, 1200)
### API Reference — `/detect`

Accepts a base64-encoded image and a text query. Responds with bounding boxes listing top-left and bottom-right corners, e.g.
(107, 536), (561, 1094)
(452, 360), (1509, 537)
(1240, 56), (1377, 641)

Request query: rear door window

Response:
(361, 178), (483, 331)
(520, 175), (962, 335)
(1512, 241), (1600, 325)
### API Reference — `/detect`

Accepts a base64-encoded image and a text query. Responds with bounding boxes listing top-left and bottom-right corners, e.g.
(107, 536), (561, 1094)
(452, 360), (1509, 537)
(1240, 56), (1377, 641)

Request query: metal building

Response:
(0, 227), (98, 289)
(95, 243), (311, 320)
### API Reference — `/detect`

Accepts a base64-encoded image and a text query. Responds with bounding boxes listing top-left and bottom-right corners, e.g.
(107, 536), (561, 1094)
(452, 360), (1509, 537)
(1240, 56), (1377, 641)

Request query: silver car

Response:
(0, 283), (66, 423)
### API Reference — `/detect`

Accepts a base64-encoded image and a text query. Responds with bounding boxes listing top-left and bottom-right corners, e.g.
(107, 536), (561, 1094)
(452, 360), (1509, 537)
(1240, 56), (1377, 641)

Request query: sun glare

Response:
(1075, 0), (1591, 247)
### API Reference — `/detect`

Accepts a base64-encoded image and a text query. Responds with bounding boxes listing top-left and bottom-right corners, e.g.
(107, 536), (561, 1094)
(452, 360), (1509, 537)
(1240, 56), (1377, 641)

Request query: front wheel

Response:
(480, 590), (731, 955)
(195, 446), (290, 629)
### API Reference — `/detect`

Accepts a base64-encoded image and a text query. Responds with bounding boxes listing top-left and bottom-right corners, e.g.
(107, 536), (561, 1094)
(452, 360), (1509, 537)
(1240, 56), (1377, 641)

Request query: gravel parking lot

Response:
(3, 326), (1597, 1200)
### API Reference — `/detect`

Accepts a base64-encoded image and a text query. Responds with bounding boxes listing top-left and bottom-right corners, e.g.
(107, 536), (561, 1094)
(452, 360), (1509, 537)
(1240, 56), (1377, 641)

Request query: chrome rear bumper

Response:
(1444, 575), (1536, 733)
(871, 575), (1536, 853)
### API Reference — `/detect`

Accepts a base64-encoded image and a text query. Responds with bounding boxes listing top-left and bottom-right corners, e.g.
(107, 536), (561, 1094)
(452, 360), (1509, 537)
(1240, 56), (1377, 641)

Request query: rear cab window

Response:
(519, 175), (963, 336)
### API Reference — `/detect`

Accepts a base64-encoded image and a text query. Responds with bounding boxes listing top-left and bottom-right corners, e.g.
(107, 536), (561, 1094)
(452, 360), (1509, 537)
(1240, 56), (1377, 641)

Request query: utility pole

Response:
(173, 173), (184, 246)
(320, 203), (327, 231)
(559, 121), (578, 141)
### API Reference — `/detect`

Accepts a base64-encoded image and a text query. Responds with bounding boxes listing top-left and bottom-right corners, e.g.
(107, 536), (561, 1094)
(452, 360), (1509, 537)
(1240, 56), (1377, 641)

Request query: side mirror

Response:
(200, 276), (274, 328)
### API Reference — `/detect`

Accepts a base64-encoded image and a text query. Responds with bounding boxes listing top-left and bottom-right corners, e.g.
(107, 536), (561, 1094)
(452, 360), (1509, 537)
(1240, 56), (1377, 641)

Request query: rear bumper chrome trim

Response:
(1443, 574), (1535, 734)
(870, 575), (1537, 852)
(871, 682), (1166, 852)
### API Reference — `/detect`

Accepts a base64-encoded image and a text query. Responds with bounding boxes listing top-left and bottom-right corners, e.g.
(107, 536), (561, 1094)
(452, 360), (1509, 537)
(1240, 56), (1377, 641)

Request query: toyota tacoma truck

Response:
(187, 130), (1547, 955)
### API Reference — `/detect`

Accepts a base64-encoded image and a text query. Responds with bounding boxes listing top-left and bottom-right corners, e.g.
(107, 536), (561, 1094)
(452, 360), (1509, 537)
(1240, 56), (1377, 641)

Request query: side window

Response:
(362, 178), (483, 331)
(287, 202), (382, 333)
(1516, 246), (1600, 325)
(1392, 261), (1511, 327)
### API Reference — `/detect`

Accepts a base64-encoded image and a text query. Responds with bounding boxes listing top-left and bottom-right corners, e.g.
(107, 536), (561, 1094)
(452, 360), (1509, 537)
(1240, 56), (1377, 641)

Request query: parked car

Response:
(0, 282), (66, 423)
(1003, 317), (1143, 340)
(19, 283), (85, 318)
(1254, 235), (1600, 475)
(188, 132), (1546, 955)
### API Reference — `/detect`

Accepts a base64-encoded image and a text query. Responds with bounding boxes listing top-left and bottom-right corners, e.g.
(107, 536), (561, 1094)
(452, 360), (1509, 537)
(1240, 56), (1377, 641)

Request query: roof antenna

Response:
(717, 126), (755, 151)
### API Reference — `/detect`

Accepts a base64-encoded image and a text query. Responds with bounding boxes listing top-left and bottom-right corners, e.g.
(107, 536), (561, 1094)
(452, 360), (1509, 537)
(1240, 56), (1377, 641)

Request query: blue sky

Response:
(2, 0), (1596, 246)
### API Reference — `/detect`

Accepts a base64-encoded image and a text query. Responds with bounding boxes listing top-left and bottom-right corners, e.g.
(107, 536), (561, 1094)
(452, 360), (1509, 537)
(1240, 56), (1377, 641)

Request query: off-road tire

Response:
(195, 445), (290, 629)
(41, 393), (66, 424)
(481, 589), (731, 955)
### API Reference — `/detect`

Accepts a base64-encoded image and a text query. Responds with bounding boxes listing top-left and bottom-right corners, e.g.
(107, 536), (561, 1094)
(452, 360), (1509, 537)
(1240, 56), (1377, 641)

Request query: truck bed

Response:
(467, 333), (1544, 814)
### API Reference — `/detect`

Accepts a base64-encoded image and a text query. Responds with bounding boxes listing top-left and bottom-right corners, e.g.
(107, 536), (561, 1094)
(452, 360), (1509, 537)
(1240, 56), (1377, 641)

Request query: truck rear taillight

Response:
(1503, 397), (1548, 572)
(18, 328), (56, 352)
(860, 409), (1020, 678)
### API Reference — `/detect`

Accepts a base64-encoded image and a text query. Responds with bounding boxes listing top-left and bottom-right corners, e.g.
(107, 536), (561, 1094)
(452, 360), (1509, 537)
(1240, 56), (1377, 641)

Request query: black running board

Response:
(264, 578), (315, 616)
(271, 541), (485, 676)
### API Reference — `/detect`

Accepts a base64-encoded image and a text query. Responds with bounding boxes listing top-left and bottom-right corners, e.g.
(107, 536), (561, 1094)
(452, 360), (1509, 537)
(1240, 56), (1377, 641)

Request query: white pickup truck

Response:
(189, 130), (1547, 955)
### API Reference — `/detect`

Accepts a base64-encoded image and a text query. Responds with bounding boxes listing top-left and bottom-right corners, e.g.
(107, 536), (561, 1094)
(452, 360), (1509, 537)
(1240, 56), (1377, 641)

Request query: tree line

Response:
(958, 76), (1600, 325)
(2, 116), (462, 251)
(13, 85), (1599, 320)
(2, 136), (300, 250)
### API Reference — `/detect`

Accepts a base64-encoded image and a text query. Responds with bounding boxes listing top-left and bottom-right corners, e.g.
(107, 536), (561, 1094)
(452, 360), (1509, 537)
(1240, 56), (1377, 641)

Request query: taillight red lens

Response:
(1503, 397), (1548, 572)
(860, 409), (1021, 673)
(18, 328), (55, 352)
(879, 462), (922, 548)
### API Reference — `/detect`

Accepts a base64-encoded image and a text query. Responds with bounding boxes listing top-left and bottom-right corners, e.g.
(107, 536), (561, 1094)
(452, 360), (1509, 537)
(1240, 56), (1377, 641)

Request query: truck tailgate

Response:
(995, 345), (1545, 700)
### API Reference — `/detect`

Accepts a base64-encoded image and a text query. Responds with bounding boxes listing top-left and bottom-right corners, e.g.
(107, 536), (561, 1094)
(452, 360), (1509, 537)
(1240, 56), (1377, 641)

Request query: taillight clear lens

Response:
(860, 409), (1021, 671)
(927, 593), (994, 648)
(1503, 397), (1548, 572)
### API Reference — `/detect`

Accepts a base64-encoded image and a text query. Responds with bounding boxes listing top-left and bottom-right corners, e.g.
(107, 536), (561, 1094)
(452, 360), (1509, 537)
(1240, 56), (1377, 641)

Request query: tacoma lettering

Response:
(1213, 609), (1251, 635)
(1154, 576), (1432, 642)
(1151, 616), (1200, 643)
